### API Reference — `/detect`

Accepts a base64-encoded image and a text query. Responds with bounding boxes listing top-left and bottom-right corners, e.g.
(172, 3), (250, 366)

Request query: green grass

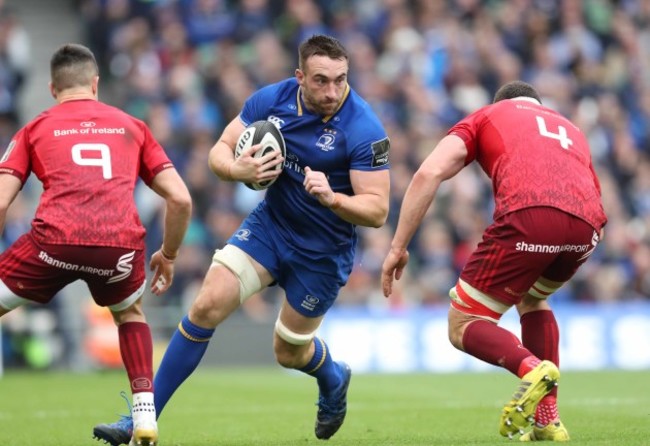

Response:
(0, 368), (647, 445)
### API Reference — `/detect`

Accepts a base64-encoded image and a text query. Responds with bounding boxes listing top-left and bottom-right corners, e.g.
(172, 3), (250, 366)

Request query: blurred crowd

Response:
(2, 0), (650, 337)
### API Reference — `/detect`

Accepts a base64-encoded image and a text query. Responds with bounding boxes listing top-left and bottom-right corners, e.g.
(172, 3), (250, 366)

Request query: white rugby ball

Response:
(235, 120), (286, 190)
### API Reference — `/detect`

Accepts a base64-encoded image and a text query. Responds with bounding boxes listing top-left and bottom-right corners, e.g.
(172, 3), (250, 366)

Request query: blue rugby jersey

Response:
(240, 78), (390, 253)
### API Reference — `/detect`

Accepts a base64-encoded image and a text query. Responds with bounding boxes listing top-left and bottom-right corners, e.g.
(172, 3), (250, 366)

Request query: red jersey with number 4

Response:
(449, 97), (607, 230)
(0, 99), (173, 249)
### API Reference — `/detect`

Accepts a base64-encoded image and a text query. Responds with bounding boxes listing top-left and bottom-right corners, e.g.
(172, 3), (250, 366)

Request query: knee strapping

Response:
(274, 318), (319, 346)
(449, 279), (510, 323)
(212, 245), (262, 303)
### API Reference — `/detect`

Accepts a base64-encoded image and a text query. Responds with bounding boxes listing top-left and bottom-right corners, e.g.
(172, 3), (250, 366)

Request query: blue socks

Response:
(153, 315), (214, 417)
(151, 322), (338, 418)
(300, 337), (341, 396)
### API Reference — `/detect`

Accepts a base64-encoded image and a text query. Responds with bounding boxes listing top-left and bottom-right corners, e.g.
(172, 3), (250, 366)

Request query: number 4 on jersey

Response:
(71, 143), (113, 179)
(536, 116), (573, 150)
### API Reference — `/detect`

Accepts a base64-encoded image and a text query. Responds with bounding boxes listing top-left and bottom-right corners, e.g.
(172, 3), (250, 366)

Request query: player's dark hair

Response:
(298, 35), (349, 71)
(493, 81), (542, 104)
(50, 43), (99, 92)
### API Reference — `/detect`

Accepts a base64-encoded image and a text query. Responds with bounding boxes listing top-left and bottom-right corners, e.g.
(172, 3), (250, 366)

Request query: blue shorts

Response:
(226, 205), (355, 317)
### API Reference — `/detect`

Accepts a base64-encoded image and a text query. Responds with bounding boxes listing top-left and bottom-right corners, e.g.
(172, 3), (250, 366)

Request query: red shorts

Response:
(0, 232), (146, 307)
(460, 207), (599, 306)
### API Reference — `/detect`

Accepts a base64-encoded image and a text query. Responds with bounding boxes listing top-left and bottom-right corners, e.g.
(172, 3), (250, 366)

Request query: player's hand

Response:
(230, 144), (283, 184)
(303, 166), (336, 207)
(381, 247), (410, 297)
(149, 249), (175, 295)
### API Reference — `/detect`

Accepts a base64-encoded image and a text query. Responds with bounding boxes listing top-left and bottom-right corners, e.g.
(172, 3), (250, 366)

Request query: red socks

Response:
(535, 395), (559, 426)
(118, 322), (154, 394)
(462, 320), (535, 376)
(521, 310), (561, 424)
(520, 310), (559, 397)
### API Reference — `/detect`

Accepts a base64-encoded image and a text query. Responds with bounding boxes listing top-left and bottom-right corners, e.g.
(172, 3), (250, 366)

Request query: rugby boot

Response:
(520, 420), (570, 442)
(93, 391), (134, 446)
(93, 414), (133, 446)
(500, 360), (560, 440)
(130, 419), (158, 446)
(315, 361), (352, 440)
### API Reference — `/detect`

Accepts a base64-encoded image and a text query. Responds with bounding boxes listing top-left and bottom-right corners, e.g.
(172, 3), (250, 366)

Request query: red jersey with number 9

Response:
(0, 99), (173, 249)
(448, 97), (607, 230)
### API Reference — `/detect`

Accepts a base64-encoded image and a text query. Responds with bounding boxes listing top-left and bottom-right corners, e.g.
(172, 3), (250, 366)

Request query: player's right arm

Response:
(0, 174), (22, 236)
(207, 116), (283, 184)
(208, 116), (244, 181)
(381, 134), (467, 297)
(148, 168), (192, 295)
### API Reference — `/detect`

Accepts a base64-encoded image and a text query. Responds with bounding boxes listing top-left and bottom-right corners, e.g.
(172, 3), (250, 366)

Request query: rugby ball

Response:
(235, 120), (286, 190)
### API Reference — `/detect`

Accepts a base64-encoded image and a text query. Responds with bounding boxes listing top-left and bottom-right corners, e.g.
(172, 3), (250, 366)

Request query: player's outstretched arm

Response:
(149, 168), (192, 295)
(381, 135), (467, 297)
(0, 174), (21, 236)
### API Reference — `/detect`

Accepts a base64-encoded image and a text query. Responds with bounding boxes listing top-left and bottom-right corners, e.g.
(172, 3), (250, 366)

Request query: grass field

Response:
(0, 367), (647, 445)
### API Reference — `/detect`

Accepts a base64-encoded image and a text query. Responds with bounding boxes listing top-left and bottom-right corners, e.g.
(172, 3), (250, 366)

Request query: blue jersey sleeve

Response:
(240, 83), (280, 126)
(348, 117), (390, 171)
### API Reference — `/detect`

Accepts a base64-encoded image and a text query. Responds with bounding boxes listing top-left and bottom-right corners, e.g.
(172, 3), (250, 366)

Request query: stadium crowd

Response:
(1, 0), (650, 366)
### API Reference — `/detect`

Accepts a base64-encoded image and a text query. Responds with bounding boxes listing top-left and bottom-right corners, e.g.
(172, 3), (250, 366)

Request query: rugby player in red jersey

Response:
(382, 81), (606, 441)
(0, 43), (191, 446)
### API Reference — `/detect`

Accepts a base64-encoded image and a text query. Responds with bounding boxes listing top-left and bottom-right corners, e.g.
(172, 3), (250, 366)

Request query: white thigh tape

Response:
(212, 244), (262, 302)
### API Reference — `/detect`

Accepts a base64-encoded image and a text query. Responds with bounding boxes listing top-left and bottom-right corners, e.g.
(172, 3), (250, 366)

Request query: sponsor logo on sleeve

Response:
(371, 137), (390, 168)
(0, 140), (16, 163)
(235, 229), (251, 242)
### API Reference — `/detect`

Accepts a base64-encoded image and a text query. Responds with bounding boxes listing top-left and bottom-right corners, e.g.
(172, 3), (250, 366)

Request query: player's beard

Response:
(303, 90), (341, 116)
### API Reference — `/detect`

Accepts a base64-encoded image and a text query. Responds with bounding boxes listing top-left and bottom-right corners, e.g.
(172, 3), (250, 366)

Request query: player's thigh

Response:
(542, 214), (599, 282)
(281, 247), (354, 318)
(460, 208), (586, 306)
(0, 233), (74, 310)
(189, 247), (275, 326)
(272, 247), (352, 358)
(76, 247), (147, 308)
(224, 207), (283, 282)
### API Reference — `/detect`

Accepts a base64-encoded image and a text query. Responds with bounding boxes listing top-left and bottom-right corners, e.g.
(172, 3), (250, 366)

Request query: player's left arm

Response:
(381, 134), (467, 297)
(304, 167), (389, 228)
(390, 134), (467, 250)
(147, 168), (192, 295)
(0, 174), (22, 235)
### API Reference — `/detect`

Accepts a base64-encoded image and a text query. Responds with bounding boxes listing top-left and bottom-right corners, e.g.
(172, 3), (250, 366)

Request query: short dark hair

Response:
(493, 81), (541, 103)
(50, 43), (99, 92)
(298, 35), (349, 71)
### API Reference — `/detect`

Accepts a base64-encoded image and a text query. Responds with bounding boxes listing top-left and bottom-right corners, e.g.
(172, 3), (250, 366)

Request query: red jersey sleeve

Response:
(0, 127), (31, 183)
(448, 105), (492, 168)
(138, 123), (173, 185)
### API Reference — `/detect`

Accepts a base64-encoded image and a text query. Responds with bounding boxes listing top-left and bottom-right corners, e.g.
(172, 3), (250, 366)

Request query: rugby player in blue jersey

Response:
(93, 34), (390, 445)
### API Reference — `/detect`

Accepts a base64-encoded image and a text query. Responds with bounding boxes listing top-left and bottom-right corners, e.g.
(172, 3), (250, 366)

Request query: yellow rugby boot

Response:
(499, 360), (560, 439)
(520, 421), (570, 442)
(129, 420), (158, 446)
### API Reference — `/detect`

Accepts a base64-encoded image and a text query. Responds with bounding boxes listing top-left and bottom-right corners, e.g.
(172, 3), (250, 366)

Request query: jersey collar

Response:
(296, 83), (351, 123)
(511, 96), (541, 105)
